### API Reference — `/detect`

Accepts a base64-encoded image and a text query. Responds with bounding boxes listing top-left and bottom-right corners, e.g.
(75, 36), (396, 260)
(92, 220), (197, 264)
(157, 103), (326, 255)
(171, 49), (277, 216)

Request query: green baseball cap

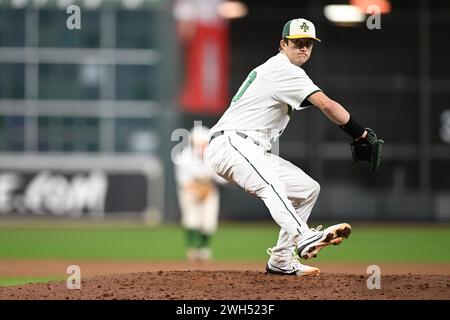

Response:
(282, 18), (321, 42)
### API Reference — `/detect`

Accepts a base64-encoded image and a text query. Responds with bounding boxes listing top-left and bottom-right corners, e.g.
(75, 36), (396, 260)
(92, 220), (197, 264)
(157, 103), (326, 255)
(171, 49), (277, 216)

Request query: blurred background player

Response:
(172, 0), (229, 261)
(174, 125), (226, 261)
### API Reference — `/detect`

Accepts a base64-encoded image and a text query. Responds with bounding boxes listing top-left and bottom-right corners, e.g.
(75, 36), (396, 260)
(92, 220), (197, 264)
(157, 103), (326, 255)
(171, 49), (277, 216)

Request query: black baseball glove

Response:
(350, 128), (384, 173)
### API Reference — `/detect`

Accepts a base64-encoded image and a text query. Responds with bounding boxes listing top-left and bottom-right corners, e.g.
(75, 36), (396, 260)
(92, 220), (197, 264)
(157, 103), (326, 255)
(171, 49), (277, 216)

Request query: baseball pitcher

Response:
(205, 18), (383, 275)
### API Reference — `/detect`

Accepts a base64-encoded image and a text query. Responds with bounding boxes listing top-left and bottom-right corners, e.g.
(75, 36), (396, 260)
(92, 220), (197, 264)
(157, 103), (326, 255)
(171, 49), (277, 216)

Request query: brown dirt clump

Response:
(0, 271), (449, 300)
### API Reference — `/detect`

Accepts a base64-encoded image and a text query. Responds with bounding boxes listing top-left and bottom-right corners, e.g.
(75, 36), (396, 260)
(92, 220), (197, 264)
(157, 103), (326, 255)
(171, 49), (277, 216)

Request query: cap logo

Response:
(299, 22), (309, 32)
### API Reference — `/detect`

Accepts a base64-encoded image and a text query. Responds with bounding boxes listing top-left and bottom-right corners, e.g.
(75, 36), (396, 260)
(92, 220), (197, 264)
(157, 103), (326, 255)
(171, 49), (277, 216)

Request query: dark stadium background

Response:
(0, 0), (448, 224)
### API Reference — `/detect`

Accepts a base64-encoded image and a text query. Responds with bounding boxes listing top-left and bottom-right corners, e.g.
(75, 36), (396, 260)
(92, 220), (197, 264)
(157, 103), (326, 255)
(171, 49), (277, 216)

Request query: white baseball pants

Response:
(178, 186), (220, 235)
(205, 131), (320, 256)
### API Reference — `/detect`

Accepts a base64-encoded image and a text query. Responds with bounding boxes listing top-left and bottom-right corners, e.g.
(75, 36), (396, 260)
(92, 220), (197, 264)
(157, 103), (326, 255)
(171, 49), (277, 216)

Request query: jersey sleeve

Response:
(272, 67), (321, 110)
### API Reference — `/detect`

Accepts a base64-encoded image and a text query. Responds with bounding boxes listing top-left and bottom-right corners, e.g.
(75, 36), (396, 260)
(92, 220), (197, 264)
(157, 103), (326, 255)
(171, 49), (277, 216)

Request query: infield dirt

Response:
(0, 261), (449, 300)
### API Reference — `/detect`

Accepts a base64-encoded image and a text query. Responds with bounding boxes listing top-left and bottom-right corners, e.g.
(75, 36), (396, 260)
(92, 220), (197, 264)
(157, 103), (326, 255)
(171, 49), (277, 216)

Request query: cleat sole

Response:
(299, 223), (352, 260)
(265, 264), (320, 277)
(337, 226), (351, 239)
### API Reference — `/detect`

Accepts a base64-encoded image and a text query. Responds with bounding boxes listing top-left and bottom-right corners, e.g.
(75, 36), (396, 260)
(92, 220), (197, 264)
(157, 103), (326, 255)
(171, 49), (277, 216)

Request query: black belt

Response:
(209, 131), (271, 153)
(209, 131), (247, 143)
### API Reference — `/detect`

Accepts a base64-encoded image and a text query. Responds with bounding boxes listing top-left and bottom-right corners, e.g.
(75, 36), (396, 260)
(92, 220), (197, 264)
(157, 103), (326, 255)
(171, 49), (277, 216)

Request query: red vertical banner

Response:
(174, 0), (230, 114)
(180, 24), (229, 113)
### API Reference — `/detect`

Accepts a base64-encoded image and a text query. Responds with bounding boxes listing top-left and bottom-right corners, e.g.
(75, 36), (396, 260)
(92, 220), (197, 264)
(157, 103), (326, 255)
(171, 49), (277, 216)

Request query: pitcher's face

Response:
(280, 38), (314, 66)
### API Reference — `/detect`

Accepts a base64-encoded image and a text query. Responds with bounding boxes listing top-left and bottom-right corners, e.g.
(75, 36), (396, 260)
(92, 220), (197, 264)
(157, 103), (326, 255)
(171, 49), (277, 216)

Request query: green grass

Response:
(215, 224), (450, 263)
(309, 227), (450, 263)
(0, 276), (64, 287)
(0, 223), (450, 263)
(0, 225), (186, 260)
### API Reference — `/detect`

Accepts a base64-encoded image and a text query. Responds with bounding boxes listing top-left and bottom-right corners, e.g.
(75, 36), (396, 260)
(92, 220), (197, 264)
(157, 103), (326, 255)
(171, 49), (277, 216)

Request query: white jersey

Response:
(210, 52), (321, 150)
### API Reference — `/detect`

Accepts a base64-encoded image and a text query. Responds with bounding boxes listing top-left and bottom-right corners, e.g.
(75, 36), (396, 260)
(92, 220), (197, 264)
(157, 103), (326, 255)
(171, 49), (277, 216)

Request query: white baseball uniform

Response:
(206, 52), (322, 257)
(175, 143), (223, 235)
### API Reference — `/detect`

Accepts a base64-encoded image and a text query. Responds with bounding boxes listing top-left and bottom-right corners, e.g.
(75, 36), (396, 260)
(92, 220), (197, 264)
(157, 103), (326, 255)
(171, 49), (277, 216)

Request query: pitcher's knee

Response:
(310, 180), (321, 199)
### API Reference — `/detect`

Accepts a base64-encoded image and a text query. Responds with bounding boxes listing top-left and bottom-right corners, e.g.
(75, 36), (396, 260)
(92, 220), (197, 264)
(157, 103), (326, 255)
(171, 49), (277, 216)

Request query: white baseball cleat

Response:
(186, 248), (199, 262)
(297, 223), (352, 260)
(186, 247), (212, 262)
(197, 247), (212, 262)
(265, 262), (320, 276)
(265, 248), (320, 276)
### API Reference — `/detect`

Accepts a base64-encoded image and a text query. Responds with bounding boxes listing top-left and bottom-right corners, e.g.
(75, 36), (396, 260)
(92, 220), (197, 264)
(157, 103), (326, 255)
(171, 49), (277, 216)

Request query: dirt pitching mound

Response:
(1, 271), (449, 300)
